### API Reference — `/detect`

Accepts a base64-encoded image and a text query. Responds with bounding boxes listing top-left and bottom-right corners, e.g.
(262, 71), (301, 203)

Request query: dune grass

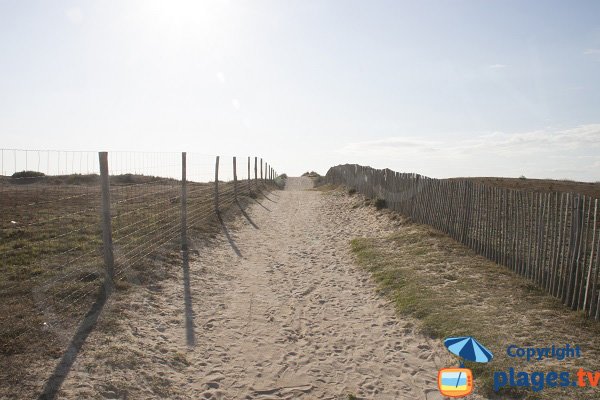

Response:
(0, 174), (277, 398)
(351, 209), (600, 399)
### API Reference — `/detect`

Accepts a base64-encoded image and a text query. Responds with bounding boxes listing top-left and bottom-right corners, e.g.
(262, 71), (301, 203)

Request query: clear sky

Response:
(1, 0), (599, 180)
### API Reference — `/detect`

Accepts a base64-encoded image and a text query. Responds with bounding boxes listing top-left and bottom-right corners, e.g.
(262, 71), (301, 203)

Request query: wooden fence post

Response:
(591, 218), (600, 319)
(214, 156), (220, 213)
(254, 157), (258, 183)
(248, 156), (251, 194)
(574, 196), (590, 309)
(99, 152), (115, 292)
(583, 199), (597, 313)
(565, 194), (581, 306)
(577, 197), (592, 310)
(260, 158), (263, 181)
(233, 156), (237, 201)
(181, 152), (187, 251)
(324, 164), (600, 314)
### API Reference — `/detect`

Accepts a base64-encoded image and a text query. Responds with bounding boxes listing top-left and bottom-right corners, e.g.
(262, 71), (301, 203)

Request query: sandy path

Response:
(59, 177), (447, 400)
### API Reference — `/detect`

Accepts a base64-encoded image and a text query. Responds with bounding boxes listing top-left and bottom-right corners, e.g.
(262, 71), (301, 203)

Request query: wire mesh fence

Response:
(326, 164), (600, 321)
(0, 149), (279, 392)
(1, 150), (103, 359)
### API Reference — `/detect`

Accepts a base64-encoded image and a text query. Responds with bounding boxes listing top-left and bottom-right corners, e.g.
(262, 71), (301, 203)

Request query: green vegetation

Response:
(373, 197), (386, 210)
(301, 171), (320, 178)
(11, 170), (45, 179)
(351, 217), (600, 399)
(0, 175), (279, 397)
(274, 173), (287, 189)
(310, 183), (339, 192)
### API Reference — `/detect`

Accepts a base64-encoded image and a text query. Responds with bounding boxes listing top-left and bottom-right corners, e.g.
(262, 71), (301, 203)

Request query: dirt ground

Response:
(53, 177), (455, 400)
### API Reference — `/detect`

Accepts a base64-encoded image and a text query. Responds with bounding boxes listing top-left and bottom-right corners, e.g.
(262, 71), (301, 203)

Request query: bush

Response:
(11, 170), (45, 179)
(348, 187), (357, 195)
(302, 171), (320, 178)
(114, 173), (136, 184)
(374, 198), (386, 210)
(64, 174), (99, 185)
(10, 171), (45, 184)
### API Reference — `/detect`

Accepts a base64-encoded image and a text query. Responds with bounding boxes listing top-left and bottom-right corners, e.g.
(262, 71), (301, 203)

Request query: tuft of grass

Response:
(171, 351), (191, 369)
(348, 187), (357, 195)
(310, 183), (339, 192)
(147, 375), (173, 397)
(351, 224), (600, 400)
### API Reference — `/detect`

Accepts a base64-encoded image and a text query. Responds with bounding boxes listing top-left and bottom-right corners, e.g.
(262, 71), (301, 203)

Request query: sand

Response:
(57, 177), (451, 399)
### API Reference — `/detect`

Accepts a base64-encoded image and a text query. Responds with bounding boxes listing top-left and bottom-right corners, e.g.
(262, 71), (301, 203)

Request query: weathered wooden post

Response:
(181, 152), (187, 251)
(233, 156), (238, 201)
(582, 199), (597, 312)
(99, 151), (115, 292)
(214, 156), (220, 213)
(247, 156), (251, 194)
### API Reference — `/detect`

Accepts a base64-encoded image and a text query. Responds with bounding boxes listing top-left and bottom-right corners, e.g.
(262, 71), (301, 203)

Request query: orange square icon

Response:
(438, 367), (473, 398)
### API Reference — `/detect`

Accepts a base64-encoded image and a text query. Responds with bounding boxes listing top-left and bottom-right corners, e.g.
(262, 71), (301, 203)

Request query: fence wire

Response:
(0, 149), (279, 391)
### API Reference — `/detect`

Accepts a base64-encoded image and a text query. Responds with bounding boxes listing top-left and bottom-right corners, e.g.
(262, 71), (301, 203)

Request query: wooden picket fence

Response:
(326, 164), (600, 320)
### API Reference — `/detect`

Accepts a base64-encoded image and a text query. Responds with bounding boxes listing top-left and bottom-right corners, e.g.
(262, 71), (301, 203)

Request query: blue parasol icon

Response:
(444, 336), (493, 365)
(443, 336), (493, 389)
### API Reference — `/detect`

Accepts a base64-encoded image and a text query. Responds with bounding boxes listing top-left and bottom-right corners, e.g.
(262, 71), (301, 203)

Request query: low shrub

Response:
(374, 197), (386, 210)
(10, 171), (45, 184)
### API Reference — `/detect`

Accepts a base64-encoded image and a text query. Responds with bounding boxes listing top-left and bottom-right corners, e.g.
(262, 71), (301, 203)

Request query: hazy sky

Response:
(1, 0), (599, 180)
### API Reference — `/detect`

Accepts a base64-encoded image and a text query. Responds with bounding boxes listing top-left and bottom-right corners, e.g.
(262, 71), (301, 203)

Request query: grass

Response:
(350, 208), (600, 399)
(456, 176), (600, 198)
(274, 173), (287, 189)
(301, 171), (321, 178)
(310, 183), (340, 192)
(0, 174), (278, 399)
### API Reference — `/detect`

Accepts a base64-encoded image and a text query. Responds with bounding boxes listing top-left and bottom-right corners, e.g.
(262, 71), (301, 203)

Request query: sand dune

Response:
(58, 177), (454, 399)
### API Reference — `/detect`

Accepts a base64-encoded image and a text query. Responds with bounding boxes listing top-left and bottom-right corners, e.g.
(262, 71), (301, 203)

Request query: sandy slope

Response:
(58, 177), (450, 399)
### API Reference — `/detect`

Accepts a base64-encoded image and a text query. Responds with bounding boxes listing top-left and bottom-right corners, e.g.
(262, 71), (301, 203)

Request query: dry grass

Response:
(0, 174), (277, 399)
(458, 176), (600, 198)
(351, 206), (600, 399)
(310, 183), (340, 192)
